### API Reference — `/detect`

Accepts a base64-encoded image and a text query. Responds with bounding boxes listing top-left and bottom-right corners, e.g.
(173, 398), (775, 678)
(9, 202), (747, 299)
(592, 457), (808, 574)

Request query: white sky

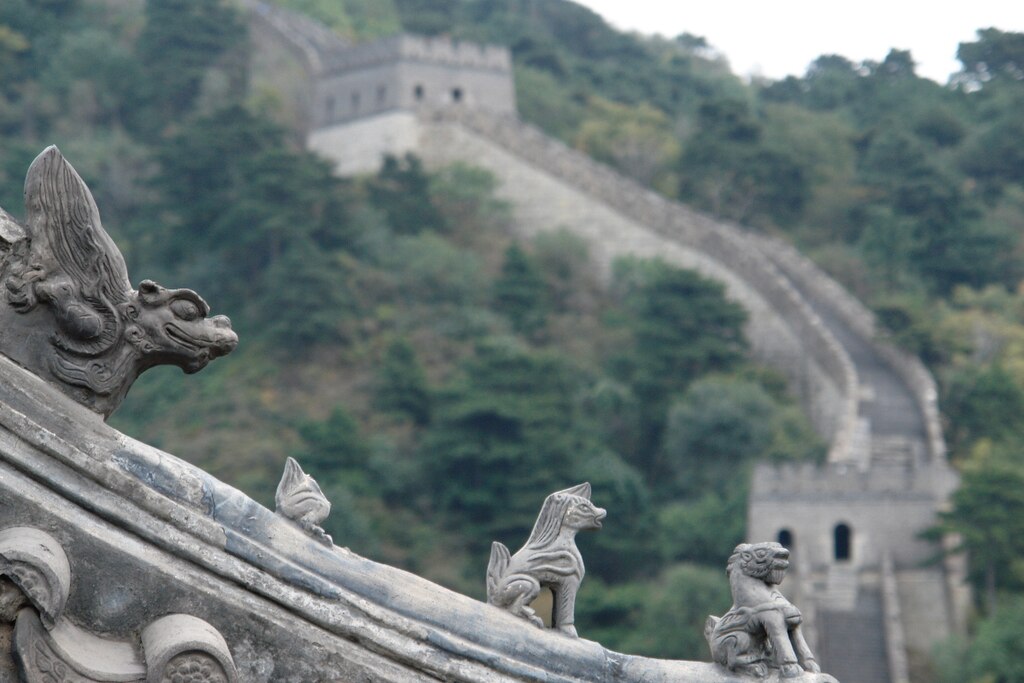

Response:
(574, 1), (1024, 84)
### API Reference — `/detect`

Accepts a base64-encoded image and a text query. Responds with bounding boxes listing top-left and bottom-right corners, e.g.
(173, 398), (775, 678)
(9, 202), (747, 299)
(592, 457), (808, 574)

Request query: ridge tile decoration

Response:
(0, 146), (237, 418)
(486, 483), (605, 638)
(274, 457), (333, 546)
(1, 528), (238, 682)
(706, 542), (833, 680)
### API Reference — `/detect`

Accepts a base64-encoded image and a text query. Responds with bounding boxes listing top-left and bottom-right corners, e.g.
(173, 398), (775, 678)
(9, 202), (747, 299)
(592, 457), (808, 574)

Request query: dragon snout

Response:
(208, 316), (238, 357)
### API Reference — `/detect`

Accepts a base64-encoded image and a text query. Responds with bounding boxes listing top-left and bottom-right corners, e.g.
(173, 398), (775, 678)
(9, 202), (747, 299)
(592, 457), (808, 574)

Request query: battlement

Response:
(321, 34), (512, 75)
(750, 461), (958, 502)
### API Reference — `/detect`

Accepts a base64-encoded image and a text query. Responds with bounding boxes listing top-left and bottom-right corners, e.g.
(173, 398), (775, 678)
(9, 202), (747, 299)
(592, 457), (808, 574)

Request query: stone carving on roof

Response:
(706, 542), (834, 681)
(0, 527), (238, 683)
(486, 482), (605, 638)
(0, 146), (237, 418)
(275, 457), (332, 546)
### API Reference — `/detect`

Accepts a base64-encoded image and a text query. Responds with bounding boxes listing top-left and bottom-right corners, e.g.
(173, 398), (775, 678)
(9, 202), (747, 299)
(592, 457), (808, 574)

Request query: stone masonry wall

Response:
(413, 108), (859, 454)
(751, 234), (946, 463)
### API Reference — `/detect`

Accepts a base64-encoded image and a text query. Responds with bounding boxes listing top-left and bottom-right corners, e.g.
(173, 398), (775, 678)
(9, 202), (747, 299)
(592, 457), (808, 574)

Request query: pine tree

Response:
(493, 244), (549, 335)
(373, 338), (431, 425)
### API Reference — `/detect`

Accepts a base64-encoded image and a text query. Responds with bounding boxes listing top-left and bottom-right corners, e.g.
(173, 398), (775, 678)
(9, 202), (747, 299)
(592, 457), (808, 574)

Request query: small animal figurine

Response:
(705, 542), (821, 679)
(275, 457), (332, 546)
(486, 482), (605, 637)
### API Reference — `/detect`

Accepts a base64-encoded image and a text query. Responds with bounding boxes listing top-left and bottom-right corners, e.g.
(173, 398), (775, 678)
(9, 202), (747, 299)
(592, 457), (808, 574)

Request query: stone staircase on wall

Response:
(818, 589), (892, 683)
(824, 565), (860, 611)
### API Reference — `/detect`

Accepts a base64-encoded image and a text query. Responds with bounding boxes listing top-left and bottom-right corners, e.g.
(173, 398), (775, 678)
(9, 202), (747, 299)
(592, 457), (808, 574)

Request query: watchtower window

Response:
(414, 84), (424, 101)
(777, 528), (793, 551)
(377, 85), (387, 104)
(452, 87), (463, 103)
(834, 523), (852, 561)
(351, 92), (361, 112)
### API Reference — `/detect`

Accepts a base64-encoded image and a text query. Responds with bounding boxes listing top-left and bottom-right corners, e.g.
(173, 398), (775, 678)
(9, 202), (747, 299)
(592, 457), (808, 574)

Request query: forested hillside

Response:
(2, 0), (1024, 677)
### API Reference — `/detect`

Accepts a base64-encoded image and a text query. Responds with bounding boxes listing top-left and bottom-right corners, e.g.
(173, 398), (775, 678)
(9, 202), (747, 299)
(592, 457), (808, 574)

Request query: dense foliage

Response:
(2, 0), (1024, 675)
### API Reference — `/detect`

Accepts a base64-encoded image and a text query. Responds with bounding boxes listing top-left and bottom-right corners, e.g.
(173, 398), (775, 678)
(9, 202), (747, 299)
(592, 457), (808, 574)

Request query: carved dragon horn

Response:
(23, 146), (130, 356)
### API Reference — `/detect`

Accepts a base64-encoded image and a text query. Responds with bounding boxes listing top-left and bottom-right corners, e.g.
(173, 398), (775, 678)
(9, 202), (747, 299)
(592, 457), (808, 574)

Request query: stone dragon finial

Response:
(706, 542), (833, 680)
(486, 482), (605, 638)
(0, 146), (237, 417)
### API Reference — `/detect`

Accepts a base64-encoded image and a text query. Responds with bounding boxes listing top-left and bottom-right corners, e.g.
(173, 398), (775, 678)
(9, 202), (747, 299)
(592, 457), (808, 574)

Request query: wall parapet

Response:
(750, 461), (958, 501)
(881, 554), (911, 683)
(751, 235), (947, 464)
(321, 34), (512, 75)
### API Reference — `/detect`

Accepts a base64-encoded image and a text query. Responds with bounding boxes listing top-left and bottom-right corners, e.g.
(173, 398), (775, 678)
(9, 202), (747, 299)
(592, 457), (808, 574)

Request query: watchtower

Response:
(309, 34), (516, 130)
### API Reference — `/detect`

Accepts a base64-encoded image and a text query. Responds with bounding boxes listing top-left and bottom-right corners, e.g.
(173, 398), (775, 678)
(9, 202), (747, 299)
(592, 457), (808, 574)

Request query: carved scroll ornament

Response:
(0, 527), (239, 683)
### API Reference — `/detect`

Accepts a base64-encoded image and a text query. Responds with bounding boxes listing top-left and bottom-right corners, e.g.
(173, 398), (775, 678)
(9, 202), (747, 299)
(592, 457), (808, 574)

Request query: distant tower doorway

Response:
(834, 523), (852, 561)
(777, 528), (793, 551)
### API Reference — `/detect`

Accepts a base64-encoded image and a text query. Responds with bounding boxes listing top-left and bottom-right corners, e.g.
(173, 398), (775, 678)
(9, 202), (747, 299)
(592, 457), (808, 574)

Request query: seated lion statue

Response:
(705, 542), (820, 679)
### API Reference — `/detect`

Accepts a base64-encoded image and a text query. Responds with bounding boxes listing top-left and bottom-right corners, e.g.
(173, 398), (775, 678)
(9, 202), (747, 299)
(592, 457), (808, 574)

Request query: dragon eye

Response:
(170, 299), (201, 321)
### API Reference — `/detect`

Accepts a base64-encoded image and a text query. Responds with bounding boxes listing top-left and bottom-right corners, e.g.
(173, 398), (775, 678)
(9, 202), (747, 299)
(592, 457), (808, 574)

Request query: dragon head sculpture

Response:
(0, 146), (237, 418)
(126, 280), (237, 375)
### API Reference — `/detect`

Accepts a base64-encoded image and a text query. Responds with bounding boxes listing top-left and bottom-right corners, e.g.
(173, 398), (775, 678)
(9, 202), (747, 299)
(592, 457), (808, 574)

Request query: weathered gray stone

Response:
(274, 457), (332, 546)
(706, 543), (827, 680)
(487, 483), (605, 637)
(142, 613), (239, 683)
(0, 526), (71, 628)
(0, 146), (237, 418)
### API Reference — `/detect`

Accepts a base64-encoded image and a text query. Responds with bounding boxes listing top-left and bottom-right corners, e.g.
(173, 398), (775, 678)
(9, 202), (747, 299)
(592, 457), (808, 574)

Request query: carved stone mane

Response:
(0, 147), (237, 417)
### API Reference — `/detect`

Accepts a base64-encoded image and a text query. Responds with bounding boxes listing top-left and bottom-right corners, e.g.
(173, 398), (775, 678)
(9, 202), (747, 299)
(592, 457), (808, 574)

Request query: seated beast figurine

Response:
(486, 483), (605, 637)
(705, 542), (820, 679)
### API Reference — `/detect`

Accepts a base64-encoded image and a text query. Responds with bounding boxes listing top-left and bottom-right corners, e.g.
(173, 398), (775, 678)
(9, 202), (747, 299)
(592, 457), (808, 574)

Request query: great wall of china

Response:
(247, 4), (969, 681)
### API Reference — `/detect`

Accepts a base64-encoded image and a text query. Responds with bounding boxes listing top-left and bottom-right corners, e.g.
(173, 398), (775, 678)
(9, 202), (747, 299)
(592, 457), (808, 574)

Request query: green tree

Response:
(258, 241), (353, 350)
(373, 338), (431, 425)
(956, 28), (1024, 89)
(419, 340), (591, 548)
(493, 244), (549, 335)
(574, 97), (680, 188)
(936, 446), (1024, 612)
(368, 154), (447, 235)
(149, 106), (350, 313)
(678, 97), (808, 227)
(660, 377), (775, 496)
(963, 595), (1024, 683)
(611, 258), (748, 460)
(138, 0), (244, 129)
(942, 364), (1024, 457)
(294, 406), (379, 549)
(295, 405), (374, 494)
(658, 490), (746, 568)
